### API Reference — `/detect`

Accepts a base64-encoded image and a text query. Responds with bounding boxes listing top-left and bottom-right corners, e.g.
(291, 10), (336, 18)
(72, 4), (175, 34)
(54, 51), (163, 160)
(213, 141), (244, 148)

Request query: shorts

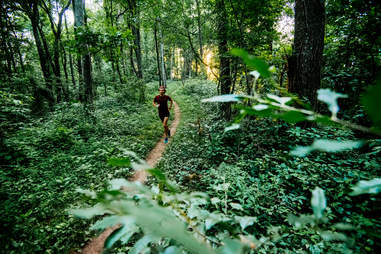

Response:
(159, 111), (170, 122)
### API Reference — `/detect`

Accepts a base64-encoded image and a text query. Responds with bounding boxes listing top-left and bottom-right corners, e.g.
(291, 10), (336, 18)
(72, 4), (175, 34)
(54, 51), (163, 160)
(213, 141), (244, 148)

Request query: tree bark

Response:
(159, 21), (167, 87)
(64, 13), (76, 92)
(216, 0), (231, 119)
(288, 0), (325, 110)
(195, 0), (204, 75)
(154, 19), (162, 87)
(74, 0), (92, 106)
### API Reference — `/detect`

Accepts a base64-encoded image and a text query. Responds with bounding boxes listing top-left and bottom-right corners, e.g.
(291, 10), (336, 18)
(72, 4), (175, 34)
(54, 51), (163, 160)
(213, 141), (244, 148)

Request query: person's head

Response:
(159, 86), (166, 95)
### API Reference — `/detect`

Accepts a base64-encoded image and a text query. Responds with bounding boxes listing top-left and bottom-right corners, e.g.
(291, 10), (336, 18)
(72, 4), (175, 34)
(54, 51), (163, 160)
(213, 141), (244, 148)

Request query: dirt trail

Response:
(80, 101), (181, 254)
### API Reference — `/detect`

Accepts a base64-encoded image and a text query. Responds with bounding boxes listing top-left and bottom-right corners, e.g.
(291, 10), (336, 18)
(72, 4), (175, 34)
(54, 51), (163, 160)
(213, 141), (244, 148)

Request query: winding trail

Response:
(80, 101), (181, 254)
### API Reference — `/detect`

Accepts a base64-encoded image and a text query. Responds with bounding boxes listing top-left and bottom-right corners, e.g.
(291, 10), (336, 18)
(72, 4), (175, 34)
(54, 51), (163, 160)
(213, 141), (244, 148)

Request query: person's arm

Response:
(168, 97), (173, 110)
(153, 97), (159, 108)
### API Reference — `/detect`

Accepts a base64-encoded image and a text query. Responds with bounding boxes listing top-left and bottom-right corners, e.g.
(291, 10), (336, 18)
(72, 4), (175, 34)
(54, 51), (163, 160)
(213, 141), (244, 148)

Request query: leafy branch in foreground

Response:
(71, 156), (259, 253)
(203, 49), (381, 157)
(71, 150), (381, 253)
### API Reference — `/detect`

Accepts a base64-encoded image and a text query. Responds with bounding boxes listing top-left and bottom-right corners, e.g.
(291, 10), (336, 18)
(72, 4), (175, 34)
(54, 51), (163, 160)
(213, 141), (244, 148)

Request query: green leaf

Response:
(129, 235), (158, 254)
(147, 168), (166, 182)
(147, 168), (178, 192)
(253, 104), (269, 111)
(129, 203), (215, 254)
(109, 178), (129, 190)
(105, 225), (128, 248)
(361, 76), (381, 129)
(107, 157), (131, 167)
(119, 224), (139, 244)
(205, 213), (228, 230)
(317, 89), (348, 118)
(320, 231), (347, 242)
(71, 204), (108, 219)
(202, 95), (241, 103)
(218, 239), (244, 254)
(311, 187), (326, 220)
(230, 202), (244, 211)
(266, 94), (292, 105)
(187, 206), (201, 219)
(288, 214), (315, 228)
(290, 146), (314, 157)
(224, 123), (240, 132)
(278, 111), (307, 123)
(290, 139), (362, 157)
(235, 216), (257, 230)
(211, 197), (221, 205)
(91, 215), (123, 230)
(230, 48), (271, 78)
(75, 187), (96, 198)
(163, 246), (182, 254)
(349, 178), (381, 196)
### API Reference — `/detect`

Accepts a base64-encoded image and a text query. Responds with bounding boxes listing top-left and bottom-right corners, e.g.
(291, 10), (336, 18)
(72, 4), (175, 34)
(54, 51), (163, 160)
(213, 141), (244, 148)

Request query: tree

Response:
(288, 0), (326, 109)
(216, 0), (232, 119)
(40, 0), (71, 102)
(73, 0), (93, 107)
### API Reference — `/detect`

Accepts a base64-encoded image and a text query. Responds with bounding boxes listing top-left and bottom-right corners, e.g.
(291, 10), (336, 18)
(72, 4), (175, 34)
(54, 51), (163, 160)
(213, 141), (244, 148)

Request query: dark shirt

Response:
(154, 95), (172, 114)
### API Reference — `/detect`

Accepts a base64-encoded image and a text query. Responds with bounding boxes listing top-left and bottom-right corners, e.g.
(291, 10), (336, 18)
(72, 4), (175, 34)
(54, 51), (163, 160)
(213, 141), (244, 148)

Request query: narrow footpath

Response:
(80, 101), (181, 254)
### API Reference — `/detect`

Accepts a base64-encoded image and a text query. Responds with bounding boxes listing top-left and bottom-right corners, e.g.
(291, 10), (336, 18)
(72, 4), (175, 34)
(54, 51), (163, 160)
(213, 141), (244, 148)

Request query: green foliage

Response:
(290, 139), (363, 157)
(360, 75), (381, 130)
(0, 82), (163, 252)
(156, 79), (380, 253)
(310, 187), (326, 220)
(350, 179), (381, 196)
(230, 49), (271, 78)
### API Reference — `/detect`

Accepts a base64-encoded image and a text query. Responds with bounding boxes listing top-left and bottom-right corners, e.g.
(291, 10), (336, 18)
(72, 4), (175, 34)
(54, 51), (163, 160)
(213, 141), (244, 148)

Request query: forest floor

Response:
(81, 101), (181, 254)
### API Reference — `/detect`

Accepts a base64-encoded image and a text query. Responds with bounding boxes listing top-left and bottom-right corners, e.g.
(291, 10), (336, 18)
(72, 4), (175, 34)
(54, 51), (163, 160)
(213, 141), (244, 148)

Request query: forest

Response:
(0, 0), (380, 253)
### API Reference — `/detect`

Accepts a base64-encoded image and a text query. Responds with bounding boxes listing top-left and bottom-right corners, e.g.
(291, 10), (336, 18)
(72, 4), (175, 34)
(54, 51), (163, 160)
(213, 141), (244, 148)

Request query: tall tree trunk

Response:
(27, 3), (55, 107)
(64, 13), (76, 92)
(195, 0), (204, 75)
(159, 22), (166, 87)
(288, 0), (325, 110)
(73, 0), (83, 101)
(40, 0), (70, 103)
(61, 44), (70, 101)
(154, 19), (162, 87)
(216, 0), (231, 119)
(169, 48), (174, 80)
(74, 0), (92, 107)
(127, 0), (144, 101)
(116, 61), (123, 84)
(129, 47), (138, 76)
(83, 6), (93, 107)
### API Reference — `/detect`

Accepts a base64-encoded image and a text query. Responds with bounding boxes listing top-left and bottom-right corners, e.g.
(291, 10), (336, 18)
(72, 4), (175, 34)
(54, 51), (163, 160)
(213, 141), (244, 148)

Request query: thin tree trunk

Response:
(61, 44), (69, 101)
(116, 61), (123, 84)
(195, 0), (203, 75)
(29, 5), (54, 106)
(64, 13), (76, 92)
(159, 23), (166, 87)
(154, 19), (162, 87)
(129, 47), (138, 76)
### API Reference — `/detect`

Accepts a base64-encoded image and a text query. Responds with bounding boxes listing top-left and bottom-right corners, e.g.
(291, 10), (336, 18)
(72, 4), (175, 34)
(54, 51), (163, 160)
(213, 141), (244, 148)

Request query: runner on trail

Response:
(153, 86), (173, 144)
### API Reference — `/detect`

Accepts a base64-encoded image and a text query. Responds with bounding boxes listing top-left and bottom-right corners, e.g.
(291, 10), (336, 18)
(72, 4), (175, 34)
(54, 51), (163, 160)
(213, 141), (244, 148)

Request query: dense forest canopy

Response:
(1, 0), (380, 253)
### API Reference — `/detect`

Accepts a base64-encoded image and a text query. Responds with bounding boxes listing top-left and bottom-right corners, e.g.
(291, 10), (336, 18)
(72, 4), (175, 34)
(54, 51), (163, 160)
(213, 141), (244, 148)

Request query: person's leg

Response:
(163, 116), (169, 137)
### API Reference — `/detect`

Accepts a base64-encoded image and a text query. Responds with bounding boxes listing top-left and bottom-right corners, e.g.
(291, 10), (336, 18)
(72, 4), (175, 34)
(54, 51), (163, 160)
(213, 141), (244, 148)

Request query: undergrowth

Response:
(0, 83), (162, 253)
(157, 80), (380, 253)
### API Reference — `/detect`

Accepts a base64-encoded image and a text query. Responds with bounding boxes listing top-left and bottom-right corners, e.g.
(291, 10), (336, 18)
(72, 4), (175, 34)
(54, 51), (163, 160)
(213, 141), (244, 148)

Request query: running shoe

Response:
(164, 137), (168, 144)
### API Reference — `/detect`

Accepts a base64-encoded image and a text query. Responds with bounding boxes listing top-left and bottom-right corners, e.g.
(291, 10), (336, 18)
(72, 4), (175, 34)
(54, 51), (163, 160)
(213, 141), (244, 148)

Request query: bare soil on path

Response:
(80, 102), (181, 254)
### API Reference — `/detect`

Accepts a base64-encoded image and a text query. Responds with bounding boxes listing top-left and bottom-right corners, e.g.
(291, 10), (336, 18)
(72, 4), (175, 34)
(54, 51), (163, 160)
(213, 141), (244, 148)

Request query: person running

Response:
(153, 86), (173, 144)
